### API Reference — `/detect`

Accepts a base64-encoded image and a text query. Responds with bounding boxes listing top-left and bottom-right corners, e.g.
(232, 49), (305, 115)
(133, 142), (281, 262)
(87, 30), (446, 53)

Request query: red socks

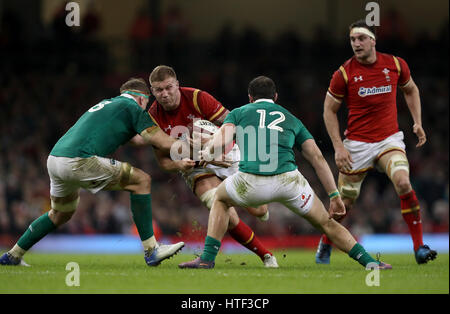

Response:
(400, 190), (423, 251)
(228, 220), (271, 260)
(320, 190), (424, 252)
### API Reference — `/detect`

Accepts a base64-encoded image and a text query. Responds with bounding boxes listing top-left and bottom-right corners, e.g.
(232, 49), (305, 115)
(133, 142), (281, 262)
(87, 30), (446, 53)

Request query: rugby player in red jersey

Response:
(315, 20), (437, 265)
(146, 65), (278, 268)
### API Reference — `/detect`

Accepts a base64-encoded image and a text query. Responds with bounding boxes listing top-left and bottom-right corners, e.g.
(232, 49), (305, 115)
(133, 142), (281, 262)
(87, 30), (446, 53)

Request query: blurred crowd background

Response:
(0, 0), (448, 246)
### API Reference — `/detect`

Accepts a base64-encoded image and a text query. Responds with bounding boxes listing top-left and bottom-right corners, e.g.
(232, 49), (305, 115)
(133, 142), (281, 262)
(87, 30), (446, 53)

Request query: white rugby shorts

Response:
(343, 131), (406, 175)
(224, 169), (315, 216)
(47, 155), (122, 197)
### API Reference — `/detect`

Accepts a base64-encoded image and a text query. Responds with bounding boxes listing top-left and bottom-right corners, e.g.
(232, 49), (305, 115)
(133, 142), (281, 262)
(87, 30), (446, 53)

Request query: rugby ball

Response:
(192, 119), (219, 135)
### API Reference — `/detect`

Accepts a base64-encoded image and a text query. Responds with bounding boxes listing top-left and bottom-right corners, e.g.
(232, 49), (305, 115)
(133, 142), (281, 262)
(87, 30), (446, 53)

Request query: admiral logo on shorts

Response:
(358, 85), (392, 97)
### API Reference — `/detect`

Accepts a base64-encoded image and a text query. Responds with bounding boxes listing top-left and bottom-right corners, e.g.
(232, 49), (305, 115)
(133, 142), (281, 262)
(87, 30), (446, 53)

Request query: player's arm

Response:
(212, 109), (230, 126)
(153, 145), (196, 172)
(323, 93), (353, 173)
(140, 126), (190, 155)
(300, 139), (345, 220)
(200, 123), (235, 165)
(400, 77), (426, 147)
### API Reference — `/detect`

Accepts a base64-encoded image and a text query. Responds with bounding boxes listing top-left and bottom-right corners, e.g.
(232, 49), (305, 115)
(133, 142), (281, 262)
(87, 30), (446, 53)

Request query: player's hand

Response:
(335, 146), (353, 173)
(328, 197), (346, 220)
(202, 160), (233, 168)
(176, 158), (197, 171)
(413, 124), (427, 147)
(198, 148), (232, 168)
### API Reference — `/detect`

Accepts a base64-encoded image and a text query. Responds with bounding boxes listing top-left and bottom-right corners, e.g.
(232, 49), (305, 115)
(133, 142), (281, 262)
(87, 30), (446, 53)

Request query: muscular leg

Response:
(8, 191), (79, 261)
(377, 151), (424, 251)
(320, 172), (366, 245)
(105, 163), (157, 251)
(195, 176), (273, 262)
(305, 196), (381, 268)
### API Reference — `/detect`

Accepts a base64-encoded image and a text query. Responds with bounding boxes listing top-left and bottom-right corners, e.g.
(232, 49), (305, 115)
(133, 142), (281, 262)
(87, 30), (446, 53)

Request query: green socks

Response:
(130, 194), (154, 241)
(201, 236), (222, 262)
(349, 243), (378, 267)
(17, 212), (57, 251)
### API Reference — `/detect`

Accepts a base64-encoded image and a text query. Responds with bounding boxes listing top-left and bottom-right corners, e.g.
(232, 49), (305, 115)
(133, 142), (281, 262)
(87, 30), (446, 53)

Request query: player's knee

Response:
(338, 180), (361, 203)
(50, 193), (79, 218)
(199, 188), (217, 209)
(140, 172), (152, 191)
(133, 170), (151, 193)
(394, 176), (411, 195)
(48, 208), (75, 226)
(227, 208), (240, 229)
(385, 153), (409, 182)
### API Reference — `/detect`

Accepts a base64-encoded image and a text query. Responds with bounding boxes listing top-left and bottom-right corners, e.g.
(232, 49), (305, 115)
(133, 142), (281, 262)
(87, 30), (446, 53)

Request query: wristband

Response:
(328, 190), (340, 199)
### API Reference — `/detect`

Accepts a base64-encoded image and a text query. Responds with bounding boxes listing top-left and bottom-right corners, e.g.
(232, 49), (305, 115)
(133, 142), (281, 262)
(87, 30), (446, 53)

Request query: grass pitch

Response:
(0, 250), (448, 294)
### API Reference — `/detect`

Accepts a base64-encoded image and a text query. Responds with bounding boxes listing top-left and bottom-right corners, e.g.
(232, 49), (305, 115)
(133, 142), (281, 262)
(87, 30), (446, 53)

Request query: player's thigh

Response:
(105, 163), (151, 192)
(302, 196), (334, 232)
(194, 175), (222, 198)
(338, 171), (367, 203)
(50, 190), (80, 215)
(376, 150), (410, 181)
(215, 180), (239, 208)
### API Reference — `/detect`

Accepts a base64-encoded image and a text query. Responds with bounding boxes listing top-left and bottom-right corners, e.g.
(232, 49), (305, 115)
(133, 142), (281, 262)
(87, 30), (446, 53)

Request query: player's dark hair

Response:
(248, 76), (277, 100)
(349, 19), (377, 38)
(120, 77), (150, 95)
(149, 65), (177, 83)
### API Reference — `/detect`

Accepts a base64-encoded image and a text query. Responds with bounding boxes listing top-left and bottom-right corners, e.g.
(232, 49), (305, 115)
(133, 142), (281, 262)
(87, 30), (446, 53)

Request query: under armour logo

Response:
(187, 114), (196, 121)
(164, 125), (173, 132)
(354, 75), (363, 82)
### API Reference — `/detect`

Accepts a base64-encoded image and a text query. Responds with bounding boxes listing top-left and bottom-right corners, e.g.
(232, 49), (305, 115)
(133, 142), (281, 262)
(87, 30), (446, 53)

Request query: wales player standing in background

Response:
(0, 78), (192, 267)
(179, 76), (391, 269)
(315, 19), (437, 265)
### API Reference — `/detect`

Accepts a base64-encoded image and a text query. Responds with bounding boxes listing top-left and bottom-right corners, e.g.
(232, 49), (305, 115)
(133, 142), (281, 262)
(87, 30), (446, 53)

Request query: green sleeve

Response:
(223, 108), (238, 125)
(294, 118), (314, 151)
(130, 104), (156, 134)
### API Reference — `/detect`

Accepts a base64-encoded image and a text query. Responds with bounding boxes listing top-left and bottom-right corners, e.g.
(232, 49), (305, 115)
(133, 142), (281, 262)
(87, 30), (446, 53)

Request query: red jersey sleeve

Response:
(396, 56), (411, 86)
(197, 90), (227, 122)
(327, 68), (347, 100)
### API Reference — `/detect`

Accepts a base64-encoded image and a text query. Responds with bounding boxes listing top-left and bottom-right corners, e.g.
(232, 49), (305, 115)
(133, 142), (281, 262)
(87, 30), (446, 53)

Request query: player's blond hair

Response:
(149, 65), (177, 83)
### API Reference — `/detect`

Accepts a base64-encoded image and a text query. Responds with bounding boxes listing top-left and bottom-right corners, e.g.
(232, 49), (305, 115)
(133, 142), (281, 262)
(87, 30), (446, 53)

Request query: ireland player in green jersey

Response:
(1, 78), (194, 267)
(179, 76), (392, 269)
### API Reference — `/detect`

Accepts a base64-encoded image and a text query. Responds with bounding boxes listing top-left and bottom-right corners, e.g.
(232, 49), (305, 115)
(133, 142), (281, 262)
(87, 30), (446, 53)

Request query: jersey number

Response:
(256, 110), (285, 132)
(88, 100), (112, 112)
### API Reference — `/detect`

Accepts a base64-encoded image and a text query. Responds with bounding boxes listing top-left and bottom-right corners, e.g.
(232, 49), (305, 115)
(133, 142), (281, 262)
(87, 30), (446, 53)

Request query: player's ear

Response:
(273, 93), (278, 102)
(248, 94), (254, 103)
(138, 96), (147, 109)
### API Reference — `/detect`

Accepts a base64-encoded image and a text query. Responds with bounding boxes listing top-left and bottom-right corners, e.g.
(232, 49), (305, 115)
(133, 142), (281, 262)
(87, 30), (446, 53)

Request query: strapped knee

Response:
(51, 197), (80, 212)
(199, 188), (217, 210)
(385, 154), (409, 180)
(119, 162), (133, 188)
(338, 176), (363, 201)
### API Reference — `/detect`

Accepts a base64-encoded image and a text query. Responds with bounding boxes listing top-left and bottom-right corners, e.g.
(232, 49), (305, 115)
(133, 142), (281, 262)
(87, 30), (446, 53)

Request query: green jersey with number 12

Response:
(223, 99), (313, 175)
(50, 94), (155, 158)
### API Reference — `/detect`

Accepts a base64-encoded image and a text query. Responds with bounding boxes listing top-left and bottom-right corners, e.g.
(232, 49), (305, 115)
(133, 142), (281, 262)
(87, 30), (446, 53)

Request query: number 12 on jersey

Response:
(256, 109), (285, 132)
